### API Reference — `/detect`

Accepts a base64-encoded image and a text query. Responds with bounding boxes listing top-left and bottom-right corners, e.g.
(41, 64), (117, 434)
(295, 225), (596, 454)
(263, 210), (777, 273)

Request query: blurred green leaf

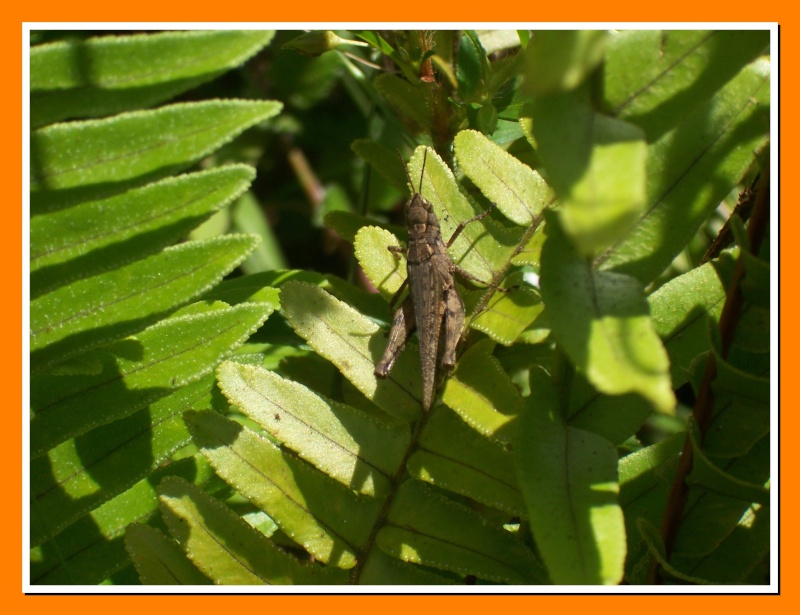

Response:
(525, 30), (609, 96)
(598, 58), (770, 284)
(604, 30), (769, 141)
(540, 214), (675, 415)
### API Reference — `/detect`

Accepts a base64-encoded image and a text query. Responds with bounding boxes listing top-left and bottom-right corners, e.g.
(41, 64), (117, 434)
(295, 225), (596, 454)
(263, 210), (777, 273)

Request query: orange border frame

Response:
(11, 4), (788, 613)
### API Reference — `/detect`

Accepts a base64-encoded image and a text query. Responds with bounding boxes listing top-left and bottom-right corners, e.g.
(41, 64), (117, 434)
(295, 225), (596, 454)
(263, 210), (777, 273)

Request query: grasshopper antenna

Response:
(397, 148), (428, 196)
(418, 148), (427, 195)
(397, 149), (415, 195)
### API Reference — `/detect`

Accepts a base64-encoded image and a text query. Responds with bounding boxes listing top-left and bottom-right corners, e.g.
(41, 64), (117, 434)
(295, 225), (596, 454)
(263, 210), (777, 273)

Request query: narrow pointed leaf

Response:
(31, 30), (275, 127)
(454, 129), (553, 225)
(379, 480), (544, 584)
(31, 302), (272, 457)
(31, 457), (214, 584)
(31, 234), (259, 369)
(31, 99), (282, 209)
(516, 368), (626, 585)
(31, 165), (255, 293)
(281, 281), (422, 420)
(158, 476), (347, 584)
(540, 215), (674, 415)
(409, 406), (524, 516)
(216, 361), (410, 496)
(31, 374), (216, 546)
(125, 524), (212, 585)
(186, 411), (382, 568)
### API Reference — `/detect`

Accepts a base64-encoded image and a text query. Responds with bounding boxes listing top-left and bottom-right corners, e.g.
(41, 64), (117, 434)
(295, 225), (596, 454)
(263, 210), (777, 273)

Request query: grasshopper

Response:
(374, 149), (492, 411)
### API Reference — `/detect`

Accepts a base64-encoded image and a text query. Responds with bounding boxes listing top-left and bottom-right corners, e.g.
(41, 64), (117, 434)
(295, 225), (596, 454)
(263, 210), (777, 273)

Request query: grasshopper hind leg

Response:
(440, 285), (465, 370)
(374, 295), (416, 378)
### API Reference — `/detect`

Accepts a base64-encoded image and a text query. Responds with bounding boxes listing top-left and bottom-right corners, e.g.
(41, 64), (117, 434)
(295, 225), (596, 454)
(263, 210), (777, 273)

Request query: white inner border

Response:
(22, 22), (780, 596)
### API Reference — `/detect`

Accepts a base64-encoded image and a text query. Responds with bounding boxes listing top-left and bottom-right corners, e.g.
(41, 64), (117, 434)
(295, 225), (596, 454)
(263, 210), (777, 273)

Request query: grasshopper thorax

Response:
(406, 193), (432, 226)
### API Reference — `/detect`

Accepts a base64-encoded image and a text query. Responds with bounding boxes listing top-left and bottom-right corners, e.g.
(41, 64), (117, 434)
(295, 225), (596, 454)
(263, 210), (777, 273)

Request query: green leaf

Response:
(531, 85), (647, 257)
(740, 249), (771, 309)
(379, 480), (545, 584)
(516, 368), (626, 585)
(351, 138), (408, 192)
(31, 99), (282, 209)
(216, 361), (410, 497)
(604, 30), (769, 141)
(598, 58), (770, 283)
(158, 476), (348, 584)
(442, 339), (523, 443)
(637, 518), (713, 585)
(186, 411), (381, 569)
(280, 281), (422, 421)
(31, 234), (259, 370)
(672, 437), (769, 558)
(31, 30), (275, 128)
(669, 502), (769, 584)
(125, 524), (212, 585)
(30, 302), (272, 457)
(618, 434), (683, 581)
(469, 286), (545, 346)
(360, 549), (457, 585)
(232, 190), (289, 272)
(31, 374), (216, 546)
(354, 226), (407, 301)
(686, 420), (769, 505)
(524, 30), (609, 96)
(31, 456), (215, 584)
(648, 252), (734, 387)
(409, 406), (524, 516)
(454, 129), (553, 225)
(540, 214), (675, 415)
(374, 73), (432, 132)
(456, 31), (487, 99)
(30, 165), (256, 295)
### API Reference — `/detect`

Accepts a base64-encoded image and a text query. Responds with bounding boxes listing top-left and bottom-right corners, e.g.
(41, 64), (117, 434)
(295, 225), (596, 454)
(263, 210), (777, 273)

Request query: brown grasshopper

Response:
(374, 149), (493, 411)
